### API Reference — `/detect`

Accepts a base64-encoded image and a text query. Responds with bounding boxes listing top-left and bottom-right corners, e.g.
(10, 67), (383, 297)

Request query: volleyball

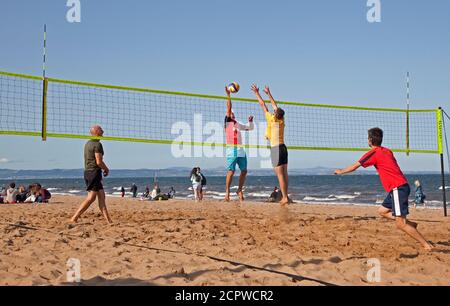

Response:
(227, 82), (240, 93)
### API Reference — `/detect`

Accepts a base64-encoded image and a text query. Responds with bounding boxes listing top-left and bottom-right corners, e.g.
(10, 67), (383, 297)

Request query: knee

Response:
(396, 219), (407, 230)
(241, 171), (248, 176)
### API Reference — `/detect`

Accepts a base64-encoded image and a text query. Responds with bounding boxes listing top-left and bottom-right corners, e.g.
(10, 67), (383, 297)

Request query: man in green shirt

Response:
(70, 125), (112, 224)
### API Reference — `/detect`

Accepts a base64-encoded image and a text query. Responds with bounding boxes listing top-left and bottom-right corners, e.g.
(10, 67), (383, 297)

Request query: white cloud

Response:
(0, 158), (10, 163)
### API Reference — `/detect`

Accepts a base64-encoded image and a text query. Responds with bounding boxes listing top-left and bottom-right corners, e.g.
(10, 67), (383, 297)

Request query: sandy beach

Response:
(0, 195), (449, 286)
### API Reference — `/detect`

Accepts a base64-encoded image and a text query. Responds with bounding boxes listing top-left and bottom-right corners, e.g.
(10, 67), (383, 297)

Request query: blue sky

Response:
(1, 0), (449, 171)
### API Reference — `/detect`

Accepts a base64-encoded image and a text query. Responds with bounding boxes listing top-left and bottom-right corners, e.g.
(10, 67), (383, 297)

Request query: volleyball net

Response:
(0, 70), (443, 155)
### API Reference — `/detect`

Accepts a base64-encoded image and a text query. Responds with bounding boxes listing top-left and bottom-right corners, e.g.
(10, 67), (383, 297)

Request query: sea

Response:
(1, 174), (449, 209)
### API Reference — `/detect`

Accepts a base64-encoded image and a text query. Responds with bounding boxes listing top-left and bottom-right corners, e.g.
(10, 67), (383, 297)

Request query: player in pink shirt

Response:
(224, 87), (254, 202)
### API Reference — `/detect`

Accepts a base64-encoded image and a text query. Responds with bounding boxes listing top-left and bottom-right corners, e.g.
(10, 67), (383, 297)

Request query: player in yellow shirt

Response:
(251, 84), (290, 205)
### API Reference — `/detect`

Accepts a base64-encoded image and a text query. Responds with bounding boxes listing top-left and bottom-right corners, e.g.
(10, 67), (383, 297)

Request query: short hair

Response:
(368, 128), (383, 146)
(275, 108), (285, 120)
(9, 182), (15, 188)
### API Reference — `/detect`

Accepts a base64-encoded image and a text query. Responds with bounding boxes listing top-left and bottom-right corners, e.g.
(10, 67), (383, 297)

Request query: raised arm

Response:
(334, 162), (361, 175)
(225, 87), (232, 117)
(264, 86), (278, 111)
(251, 84), (269, 113)
(236, 116), (255, 131)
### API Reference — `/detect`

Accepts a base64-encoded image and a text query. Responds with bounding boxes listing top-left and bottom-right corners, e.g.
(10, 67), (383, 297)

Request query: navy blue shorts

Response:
(382, 184), (410, 217)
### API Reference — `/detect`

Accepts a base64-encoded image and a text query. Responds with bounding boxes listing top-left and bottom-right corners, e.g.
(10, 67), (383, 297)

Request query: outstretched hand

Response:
(251, 84), (260, 94)
(264, 86), (271, 95)
(334, 169), (343, 175)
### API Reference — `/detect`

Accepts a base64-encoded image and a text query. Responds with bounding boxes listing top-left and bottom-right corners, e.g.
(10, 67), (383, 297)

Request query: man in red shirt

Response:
(335, 128), (433, 251)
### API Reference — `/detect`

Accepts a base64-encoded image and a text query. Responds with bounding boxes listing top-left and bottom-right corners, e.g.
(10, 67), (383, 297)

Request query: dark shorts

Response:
(382, 184), (410, 217)
(84, 169), (104, 192)
(271, 144), (288, 167)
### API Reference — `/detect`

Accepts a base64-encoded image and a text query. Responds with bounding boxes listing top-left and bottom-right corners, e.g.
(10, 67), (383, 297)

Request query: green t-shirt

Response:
(84, 140), (104, 171)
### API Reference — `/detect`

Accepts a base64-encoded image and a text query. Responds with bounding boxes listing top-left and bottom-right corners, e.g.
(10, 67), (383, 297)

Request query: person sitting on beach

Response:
(0, 186), (4, 203)
(190, 167), (202, 202)
(34, 184), (52, 203)
(334, 128), (433, 251)
(143, 186), (150, 198)
(414, 180), (426, 209)
(150, 183), (161, 200)
(5, 182), (19, 204)
(268, 187), (282, 203)
(167, 187), (176, 199)
(70, 125), (113, 224)
(16, 186), (29, 203)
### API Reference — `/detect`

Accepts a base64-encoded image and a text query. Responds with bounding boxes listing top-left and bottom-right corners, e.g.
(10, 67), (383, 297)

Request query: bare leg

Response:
(225, 171), (234, 202)
(236, 171), (247, 202)
(70, 191), (97, 223)
(274, 166), (289, 205)
(97, 189), (113, 224)
(197, 187), (202, 202)
(200, 186), (203, 201)
(378, 206), (417, 228)
(282, 164), (292, 203)
(395, 217), (433, 250)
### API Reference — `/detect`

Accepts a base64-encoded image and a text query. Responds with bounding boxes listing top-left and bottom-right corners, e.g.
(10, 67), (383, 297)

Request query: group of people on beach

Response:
(69, 85), (433, 250)
(0, 182), (51, 204)
(141, 184), (176, 201)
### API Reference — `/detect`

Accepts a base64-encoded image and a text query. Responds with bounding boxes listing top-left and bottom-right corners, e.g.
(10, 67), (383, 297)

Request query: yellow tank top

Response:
(265, 112), (285, 147)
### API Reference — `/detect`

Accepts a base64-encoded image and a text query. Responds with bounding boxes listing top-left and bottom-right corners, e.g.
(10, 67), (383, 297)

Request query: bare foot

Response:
(279, 198), (289, 206)
(236, 190), (244, 202)
(423, 243), (434, 251)
(224, 194), (231, 202)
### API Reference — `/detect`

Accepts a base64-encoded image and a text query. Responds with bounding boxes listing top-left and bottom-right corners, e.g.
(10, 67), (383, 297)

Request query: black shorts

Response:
(382, 184), (410, 217)
(84, 169), (104, 192)
(271, 144), (288, 167)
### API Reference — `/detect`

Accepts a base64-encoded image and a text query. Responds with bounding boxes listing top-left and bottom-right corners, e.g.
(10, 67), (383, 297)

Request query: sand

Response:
(0, 195), (449, 286)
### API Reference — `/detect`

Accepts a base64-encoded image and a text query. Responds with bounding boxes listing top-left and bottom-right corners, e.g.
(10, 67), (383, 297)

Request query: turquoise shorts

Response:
(227, 156), (248, 172)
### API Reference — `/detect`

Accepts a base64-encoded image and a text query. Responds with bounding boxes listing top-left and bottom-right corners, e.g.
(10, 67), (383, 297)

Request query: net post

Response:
(437, 107), (447, 217)
(41, 77), (48, 141)
(406, 110), (410, 156)
(406, 72), (410, 156)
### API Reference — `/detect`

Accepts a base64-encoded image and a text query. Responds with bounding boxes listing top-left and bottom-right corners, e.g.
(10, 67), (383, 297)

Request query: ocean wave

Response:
(333, 195), (358, 200)
(68, 190), (82, 194)
(303, 196), (336, 202)
(248, 192), (271, 198)
(47, 188), (60, 191)
(52, 192), (75, 196)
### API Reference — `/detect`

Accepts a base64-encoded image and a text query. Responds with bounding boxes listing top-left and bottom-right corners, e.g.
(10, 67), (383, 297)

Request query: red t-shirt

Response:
(359, 146), (408, 192)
